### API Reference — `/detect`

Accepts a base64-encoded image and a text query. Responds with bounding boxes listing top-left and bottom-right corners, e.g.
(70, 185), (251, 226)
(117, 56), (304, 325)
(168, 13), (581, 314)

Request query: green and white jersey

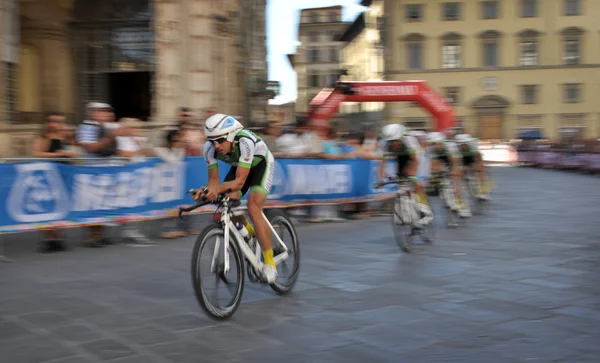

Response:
(203, 130), (270, 169)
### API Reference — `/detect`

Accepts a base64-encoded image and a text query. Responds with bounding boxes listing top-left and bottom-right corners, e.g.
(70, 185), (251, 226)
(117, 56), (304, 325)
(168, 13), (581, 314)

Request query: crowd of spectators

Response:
(29, 103), (388, 252)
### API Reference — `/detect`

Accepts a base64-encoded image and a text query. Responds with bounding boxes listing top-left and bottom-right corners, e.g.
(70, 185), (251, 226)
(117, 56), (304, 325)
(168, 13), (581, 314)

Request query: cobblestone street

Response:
(1, 166), (599, 362)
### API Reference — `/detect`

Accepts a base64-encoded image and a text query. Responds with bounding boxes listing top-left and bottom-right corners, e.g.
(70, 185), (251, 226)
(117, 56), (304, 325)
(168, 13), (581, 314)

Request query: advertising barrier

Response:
(516, 150), (600, 172)
(0, 157), (398, 233)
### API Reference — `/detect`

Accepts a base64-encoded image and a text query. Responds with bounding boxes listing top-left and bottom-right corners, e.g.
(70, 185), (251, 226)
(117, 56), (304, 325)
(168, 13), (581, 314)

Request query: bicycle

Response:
(429, 169), (460, 228)
(178, 188), (300, 320)
(463, 168), (487, 215)
(376, 177), (434, 253)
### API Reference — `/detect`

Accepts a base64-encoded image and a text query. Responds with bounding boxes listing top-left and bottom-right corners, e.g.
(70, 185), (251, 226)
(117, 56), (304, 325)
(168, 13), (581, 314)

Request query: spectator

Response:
(154, 130), (189, 239)
(76, 102), (132, 247)
(32, 112), (78, 252)
(116, 118), (154, 161)
(77, 102), (132, 161)
(176, 108), (203, 156)
(32, 112), (79, 160)
(263, 121), (284, 156)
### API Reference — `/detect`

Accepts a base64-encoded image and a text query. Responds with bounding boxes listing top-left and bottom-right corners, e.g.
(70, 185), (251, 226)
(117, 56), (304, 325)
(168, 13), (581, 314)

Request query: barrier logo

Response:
(6, 163), (70, 223)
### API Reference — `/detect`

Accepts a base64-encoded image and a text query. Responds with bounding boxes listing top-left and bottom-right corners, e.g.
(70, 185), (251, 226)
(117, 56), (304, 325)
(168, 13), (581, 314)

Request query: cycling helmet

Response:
(204, 113), (243, 142)
(428, 132), (445, 143)
(454, 133), (471, 143)
(381, 124), (405, 141)
(408, 130), (427, 138)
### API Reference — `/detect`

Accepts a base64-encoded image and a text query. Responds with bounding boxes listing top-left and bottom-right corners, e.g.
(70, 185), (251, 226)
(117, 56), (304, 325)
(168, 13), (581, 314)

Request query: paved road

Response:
(1, 167), (599, 363)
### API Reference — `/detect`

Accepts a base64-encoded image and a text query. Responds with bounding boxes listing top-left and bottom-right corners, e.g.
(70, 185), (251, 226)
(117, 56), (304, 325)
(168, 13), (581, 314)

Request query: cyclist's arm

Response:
(216, 137), (254, 194)
(204, 142), (220, 187)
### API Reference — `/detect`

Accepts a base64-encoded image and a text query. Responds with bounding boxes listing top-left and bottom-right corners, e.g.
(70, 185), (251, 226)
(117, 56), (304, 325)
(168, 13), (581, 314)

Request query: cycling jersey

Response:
(204, 130), (274, 196)
(458, 142), (479, 167)
(431, 141), (460, 167)
(382, 135), (422, 177)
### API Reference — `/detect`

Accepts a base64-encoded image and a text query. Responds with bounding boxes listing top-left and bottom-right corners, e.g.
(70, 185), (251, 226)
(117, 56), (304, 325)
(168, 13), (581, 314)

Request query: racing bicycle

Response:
(428, 169), (460, 228)
(377, 177), (434, 253)
(179, 188), (300, 320)
(463, 168), (487, 215)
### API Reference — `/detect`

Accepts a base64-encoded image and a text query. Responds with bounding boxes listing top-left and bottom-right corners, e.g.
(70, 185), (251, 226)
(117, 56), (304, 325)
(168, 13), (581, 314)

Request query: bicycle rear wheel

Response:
(191, 224), (244, 320)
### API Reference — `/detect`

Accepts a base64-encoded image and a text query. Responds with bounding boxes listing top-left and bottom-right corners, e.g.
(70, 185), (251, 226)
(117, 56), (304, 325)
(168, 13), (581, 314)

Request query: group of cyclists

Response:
(379, 123), (491, 229)
(194, 113), (491, 283)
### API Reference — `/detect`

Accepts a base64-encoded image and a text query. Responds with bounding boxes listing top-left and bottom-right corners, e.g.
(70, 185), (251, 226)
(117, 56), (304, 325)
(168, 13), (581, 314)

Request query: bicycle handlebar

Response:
(177, 187), (236, 219)
(375, 177), (413, 188)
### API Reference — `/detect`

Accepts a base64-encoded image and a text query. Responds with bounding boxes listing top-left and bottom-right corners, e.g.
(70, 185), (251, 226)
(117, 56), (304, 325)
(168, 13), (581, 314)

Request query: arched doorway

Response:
(471, 95), (510, 140)
(70, 0), (154, 121)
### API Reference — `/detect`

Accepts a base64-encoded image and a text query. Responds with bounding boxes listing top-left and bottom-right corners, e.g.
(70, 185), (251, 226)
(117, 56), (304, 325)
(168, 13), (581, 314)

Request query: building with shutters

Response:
(382, 0), (600, 140)
(0, 0), (273, 157)
(290, 6), (349, 117)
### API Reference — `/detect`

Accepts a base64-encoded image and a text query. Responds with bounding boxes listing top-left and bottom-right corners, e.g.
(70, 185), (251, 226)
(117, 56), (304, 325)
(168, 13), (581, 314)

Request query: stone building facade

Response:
(0, 0), (273, 157)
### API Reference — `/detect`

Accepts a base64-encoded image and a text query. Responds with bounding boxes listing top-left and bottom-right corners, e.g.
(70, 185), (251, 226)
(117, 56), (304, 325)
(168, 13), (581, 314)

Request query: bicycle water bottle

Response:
(235, 222), (251, 243)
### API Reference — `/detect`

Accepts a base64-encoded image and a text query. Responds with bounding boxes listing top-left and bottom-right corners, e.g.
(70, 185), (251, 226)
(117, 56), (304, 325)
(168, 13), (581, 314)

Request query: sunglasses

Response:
(209, 137), (228, 145)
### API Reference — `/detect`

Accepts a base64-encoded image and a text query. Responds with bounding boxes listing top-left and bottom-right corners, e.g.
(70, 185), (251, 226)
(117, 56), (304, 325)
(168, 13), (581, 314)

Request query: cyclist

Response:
(378, 124), (433, 229)
(194, 113), (277, 283)
(428, 131), (471, 218)
(408, 130), (431, 192)
(455, 134), (489, 200)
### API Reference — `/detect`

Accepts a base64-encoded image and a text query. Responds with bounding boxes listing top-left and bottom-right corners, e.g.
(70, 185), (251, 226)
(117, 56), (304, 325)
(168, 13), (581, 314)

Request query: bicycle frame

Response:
(215, 203), (290, 275)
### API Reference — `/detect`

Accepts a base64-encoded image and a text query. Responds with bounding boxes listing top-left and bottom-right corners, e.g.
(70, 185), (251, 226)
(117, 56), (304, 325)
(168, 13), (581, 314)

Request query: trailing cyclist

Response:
(378, 124), (433, 229)
(455, 134), (490, 200)
(194, 113), (278, 283)
(428, 132), (471, 218)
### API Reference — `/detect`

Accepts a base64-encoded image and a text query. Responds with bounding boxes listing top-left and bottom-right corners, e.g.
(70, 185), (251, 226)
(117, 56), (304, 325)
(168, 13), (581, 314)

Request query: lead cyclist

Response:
(193, 113), (278, 283)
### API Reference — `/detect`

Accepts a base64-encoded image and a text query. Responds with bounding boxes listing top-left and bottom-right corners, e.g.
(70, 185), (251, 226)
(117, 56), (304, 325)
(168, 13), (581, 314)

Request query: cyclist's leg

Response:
(245, 155), (277, 281)
(223, 166), (252, 228)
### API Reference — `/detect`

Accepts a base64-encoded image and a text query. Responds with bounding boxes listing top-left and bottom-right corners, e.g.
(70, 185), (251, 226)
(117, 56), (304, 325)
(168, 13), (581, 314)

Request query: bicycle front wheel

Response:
(392, 196), (414, 253)
(191, 224), (244, 320)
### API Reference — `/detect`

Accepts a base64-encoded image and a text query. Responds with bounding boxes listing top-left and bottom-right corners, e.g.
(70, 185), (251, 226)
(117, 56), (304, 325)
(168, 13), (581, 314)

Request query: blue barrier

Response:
(0, 157), (397, 232)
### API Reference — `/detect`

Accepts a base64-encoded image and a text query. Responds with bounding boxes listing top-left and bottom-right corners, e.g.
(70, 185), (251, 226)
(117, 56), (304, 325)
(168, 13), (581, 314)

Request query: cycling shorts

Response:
(224, 156), (275, 197)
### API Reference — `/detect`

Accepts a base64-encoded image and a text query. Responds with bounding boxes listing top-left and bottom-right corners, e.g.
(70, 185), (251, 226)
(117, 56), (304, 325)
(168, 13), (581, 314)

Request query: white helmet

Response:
(408, 130), (426, 138)
(454, 133), (471, 143)
(204, 113), (243, 142)
(381, 124), (405, 141)
(428, 132), (445, 143)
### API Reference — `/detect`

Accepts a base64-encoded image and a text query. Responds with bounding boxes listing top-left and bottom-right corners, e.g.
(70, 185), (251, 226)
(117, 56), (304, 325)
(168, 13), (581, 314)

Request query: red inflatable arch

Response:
(307, 81), (456, 131)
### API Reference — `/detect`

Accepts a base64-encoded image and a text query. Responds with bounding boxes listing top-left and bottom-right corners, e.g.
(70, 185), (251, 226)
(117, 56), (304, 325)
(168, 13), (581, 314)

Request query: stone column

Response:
(154, 0), (185, 123)
(0, 0), (6, 125)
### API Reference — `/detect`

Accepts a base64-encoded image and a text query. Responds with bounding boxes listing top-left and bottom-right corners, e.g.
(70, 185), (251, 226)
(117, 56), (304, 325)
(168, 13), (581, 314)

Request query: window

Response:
(564, 39), (580, 65)
(443, 2), (461, 20)
(483, 40), (498, 67)
(520, 41), (537, 66)
(404, 117), (428, 129)
(309, 48), (319, 62)
(521, 85), (537, 104)
(481, 1), (498, 19)
(521, 0), (537, 17)
(406, 4), (423, 21)
(310, 13), (318, 23)
(330, 47), (338, 62)
(309, 74), (319, 87)
(329, 12), (337, 22)
(329, 74), (338, 86)
(309, 32), (318, 42)
(442, 44), (461, 68)
(407, 42), (422, 70)
(332, 32), (341, 41)
(443, 87), (461, 105)
(563, 84), (581, 103)
(564, 0), (581, 16)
